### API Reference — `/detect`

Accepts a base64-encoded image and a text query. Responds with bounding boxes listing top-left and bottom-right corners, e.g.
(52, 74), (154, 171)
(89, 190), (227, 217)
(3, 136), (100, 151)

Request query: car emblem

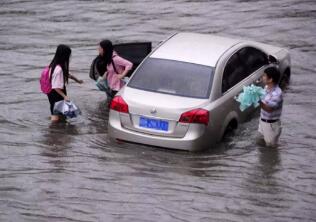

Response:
(150, 108), (157, 114)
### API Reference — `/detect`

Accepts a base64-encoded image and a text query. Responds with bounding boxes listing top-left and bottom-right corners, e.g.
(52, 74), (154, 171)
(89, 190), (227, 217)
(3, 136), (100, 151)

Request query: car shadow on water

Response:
(105, 126), (258, 178)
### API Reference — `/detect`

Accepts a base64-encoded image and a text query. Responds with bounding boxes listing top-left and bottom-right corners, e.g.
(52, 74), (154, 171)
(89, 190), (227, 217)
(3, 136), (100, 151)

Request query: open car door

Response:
(114, 42), (152, 77)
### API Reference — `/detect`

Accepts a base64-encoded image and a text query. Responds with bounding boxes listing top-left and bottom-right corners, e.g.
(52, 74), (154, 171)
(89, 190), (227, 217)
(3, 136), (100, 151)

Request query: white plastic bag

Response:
(53, 100), (81, 118)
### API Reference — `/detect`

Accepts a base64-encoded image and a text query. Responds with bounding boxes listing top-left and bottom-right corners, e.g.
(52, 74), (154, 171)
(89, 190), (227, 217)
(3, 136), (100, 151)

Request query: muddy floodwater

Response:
(0, 0), (315, 221)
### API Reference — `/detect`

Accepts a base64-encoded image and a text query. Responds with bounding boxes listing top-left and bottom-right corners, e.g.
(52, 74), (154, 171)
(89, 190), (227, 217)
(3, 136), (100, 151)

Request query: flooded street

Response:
(0, 0), (315, 221)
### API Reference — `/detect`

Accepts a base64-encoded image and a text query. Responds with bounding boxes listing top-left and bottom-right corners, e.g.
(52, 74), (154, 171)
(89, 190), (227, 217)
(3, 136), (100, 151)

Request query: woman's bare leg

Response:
(51, 115), (59, 122)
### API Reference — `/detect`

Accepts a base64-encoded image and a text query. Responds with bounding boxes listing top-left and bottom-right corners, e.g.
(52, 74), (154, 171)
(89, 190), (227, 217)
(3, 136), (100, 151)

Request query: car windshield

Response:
(127, 58), (214, 98)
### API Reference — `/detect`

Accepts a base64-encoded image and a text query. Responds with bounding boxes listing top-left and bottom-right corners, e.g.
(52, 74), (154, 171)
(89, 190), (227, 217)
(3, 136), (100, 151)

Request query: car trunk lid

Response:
(118, 87), (209, 138)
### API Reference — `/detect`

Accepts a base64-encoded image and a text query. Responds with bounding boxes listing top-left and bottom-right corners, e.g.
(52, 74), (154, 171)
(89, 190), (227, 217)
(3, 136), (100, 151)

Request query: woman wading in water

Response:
(47, 44), (83, 122)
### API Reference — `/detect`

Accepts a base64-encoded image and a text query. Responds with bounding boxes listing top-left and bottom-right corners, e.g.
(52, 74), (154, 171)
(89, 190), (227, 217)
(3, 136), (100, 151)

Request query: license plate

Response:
(139, 117), (169, 131)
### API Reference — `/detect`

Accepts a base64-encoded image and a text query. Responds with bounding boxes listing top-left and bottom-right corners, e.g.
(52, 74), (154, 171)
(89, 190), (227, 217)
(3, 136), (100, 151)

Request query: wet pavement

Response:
(0, 0), (315, 221)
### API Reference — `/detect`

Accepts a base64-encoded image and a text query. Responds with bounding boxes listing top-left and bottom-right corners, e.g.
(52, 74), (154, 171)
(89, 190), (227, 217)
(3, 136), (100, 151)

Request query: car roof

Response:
(150, 32), (241, 67)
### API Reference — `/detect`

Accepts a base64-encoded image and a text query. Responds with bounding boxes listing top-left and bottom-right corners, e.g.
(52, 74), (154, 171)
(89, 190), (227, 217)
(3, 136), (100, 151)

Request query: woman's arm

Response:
(55, 88), (70, 101)
(69, 73), (84, 84)
(117, 69), (130, 79)
(51, 67), (69, 100)
(114, 56), (133, 79)
(102, 71), (108, 80)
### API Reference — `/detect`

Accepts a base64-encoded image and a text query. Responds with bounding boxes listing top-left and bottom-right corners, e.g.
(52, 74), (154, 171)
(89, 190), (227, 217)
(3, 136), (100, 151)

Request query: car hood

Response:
(121, 86), (209, 119)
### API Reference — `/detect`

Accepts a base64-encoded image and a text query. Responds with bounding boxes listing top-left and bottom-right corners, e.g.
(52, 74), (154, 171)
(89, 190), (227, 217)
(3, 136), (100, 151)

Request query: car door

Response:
(221, 46), (269, 122)
(212, 46), (267, 132)
(221, 51), (252, 121)
(113, 42), (152, 77)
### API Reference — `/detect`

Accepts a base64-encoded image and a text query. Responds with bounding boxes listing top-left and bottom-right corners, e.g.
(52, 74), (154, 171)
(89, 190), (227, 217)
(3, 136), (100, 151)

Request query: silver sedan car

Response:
(108, 32), (291, 151)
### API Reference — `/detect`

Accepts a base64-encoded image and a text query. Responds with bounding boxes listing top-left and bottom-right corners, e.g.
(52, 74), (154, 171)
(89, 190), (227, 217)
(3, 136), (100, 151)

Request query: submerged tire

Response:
(280, 68), (291, 90)
(222, 119), (238, 140)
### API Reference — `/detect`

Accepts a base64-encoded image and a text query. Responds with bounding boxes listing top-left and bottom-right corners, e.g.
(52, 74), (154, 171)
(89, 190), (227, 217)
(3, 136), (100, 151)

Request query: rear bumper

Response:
(108, 111), (214, 151)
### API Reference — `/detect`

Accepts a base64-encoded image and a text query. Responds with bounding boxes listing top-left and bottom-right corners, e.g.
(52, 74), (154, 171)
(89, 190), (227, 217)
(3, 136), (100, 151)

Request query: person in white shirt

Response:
(47, 44), (83, 122)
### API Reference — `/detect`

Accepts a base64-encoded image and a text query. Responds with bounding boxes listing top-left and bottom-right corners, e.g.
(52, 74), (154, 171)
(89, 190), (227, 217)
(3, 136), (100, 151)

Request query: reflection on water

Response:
(245, 147), (281, 194)
(40, 123), (79, 169)
(258, 147), (281, 178)
(0, 0), (316, 221)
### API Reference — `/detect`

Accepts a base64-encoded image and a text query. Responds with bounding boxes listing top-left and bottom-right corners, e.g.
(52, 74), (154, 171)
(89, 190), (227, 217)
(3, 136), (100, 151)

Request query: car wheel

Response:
(222, 119), (238, 141)
(280, 68), (291, 90)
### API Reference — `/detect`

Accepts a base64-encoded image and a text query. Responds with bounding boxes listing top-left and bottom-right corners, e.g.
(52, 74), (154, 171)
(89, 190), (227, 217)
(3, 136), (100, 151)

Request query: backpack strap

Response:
(111, 54), (118, 74)
(48, 66), (53, 83)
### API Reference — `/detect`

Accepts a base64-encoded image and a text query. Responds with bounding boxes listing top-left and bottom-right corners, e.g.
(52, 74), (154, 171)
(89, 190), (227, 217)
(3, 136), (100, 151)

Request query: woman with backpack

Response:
(47, 44), (83, 122)
(91, 39), (133, 99)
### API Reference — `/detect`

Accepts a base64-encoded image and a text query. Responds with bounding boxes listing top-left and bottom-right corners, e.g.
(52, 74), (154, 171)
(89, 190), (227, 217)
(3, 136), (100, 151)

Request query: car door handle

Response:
(254, 78), (262, 86)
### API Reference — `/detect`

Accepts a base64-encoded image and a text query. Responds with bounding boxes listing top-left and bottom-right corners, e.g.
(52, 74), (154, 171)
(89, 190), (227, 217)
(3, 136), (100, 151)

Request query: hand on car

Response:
(117, 73), (125, 79)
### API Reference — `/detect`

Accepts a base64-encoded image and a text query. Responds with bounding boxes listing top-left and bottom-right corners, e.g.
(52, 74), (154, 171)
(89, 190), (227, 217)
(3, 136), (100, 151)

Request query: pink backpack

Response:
(40, 66), (52, 94)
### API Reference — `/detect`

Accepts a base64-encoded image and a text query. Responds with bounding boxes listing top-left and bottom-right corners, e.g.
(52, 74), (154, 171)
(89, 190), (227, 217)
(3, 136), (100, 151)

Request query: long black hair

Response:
(49, 44), (72, 84)
(97, 39), (117, 74)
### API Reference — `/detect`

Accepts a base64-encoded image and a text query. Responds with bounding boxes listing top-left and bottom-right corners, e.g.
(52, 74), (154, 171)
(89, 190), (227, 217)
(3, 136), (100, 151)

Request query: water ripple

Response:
(0, 0), (315, 221)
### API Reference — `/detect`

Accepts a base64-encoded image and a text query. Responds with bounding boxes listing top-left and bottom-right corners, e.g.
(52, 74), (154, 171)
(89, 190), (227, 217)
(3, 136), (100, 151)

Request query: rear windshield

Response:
(127, 58), (214, 98)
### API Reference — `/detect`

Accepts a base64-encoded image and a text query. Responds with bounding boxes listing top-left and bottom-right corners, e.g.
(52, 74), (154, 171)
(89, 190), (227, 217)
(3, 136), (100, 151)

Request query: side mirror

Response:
(268, 55), (279, 64)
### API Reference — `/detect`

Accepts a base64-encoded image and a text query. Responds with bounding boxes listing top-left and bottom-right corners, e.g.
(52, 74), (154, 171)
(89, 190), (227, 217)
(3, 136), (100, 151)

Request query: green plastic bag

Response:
(235, 84), (265, 111)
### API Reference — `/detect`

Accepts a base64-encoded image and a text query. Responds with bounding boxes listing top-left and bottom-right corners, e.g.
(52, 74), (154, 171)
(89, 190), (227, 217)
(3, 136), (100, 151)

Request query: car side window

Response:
(222, 53), (247, 93)
(238, 47), (268, 74)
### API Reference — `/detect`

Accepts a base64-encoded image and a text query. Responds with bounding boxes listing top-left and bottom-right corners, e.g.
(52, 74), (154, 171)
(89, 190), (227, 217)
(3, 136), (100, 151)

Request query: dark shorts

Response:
(47, 88), (67, 115)
(105, 89), (118, 99)
(109, 90), (118, 98)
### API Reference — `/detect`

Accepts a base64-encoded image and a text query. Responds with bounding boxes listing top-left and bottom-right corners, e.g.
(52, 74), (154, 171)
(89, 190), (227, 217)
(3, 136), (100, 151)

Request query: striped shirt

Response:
(261, 85), (283, 120)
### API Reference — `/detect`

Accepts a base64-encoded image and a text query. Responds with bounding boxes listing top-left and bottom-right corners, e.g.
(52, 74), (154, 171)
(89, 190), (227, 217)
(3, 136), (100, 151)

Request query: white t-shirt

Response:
(51, 65), (64, 89)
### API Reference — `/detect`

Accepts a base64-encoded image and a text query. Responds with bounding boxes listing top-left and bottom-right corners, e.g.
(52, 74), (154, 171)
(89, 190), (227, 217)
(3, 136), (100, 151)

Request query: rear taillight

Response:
(179, 109), (209, 125)
(110, 96), (129, 113)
